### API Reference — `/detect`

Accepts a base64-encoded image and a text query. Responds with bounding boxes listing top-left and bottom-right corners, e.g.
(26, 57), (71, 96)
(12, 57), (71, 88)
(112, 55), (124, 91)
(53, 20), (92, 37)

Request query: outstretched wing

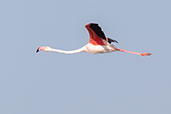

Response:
(85, 23), (118, 45)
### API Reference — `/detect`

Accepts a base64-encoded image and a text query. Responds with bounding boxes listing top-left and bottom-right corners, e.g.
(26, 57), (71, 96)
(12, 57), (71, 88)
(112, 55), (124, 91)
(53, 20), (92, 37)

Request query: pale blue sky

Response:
(0, 0), (171, 114)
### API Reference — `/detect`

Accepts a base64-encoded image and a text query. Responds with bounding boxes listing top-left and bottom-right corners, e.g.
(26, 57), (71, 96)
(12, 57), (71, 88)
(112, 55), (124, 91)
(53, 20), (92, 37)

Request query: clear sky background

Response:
(0, 0), (171, 114)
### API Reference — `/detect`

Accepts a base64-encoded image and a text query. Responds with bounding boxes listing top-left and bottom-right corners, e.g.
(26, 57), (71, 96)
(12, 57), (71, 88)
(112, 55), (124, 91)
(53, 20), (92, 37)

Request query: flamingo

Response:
(36, 23), (151, 56)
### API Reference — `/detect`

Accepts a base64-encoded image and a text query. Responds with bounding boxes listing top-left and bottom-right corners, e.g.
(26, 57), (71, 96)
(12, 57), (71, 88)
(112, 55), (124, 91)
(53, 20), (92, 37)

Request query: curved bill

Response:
(36, 48), (39, 53)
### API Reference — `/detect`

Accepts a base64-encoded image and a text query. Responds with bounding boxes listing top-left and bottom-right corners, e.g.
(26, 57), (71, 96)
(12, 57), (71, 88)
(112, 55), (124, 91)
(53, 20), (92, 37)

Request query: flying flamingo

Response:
(36, 23), (151, 56)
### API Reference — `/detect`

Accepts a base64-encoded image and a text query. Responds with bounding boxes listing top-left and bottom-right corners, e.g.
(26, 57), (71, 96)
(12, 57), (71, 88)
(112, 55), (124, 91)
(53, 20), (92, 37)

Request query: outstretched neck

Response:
(49, 47), (86, 54)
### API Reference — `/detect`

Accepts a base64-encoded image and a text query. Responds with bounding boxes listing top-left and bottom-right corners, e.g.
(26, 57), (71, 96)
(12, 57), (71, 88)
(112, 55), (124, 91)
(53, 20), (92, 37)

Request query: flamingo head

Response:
(36, 46), (52, 53)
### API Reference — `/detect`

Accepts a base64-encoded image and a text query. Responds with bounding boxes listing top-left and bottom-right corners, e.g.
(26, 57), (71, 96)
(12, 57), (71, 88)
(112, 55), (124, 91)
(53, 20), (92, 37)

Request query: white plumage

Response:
(36, 23), (151, 56)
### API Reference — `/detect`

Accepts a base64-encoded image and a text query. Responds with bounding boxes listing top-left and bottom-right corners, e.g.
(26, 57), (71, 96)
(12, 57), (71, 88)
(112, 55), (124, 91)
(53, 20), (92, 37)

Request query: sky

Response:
(0, 0), (171, 114)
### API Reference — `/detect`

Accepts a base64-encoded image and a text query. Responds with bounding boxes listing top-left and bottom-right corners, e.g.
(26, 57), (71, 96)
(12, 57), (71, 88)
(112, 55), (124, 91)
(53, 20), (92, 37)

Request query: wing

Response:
(85, 23), (118, 45)
(107, 37), (119, 44)
(85, 23), (106, 45)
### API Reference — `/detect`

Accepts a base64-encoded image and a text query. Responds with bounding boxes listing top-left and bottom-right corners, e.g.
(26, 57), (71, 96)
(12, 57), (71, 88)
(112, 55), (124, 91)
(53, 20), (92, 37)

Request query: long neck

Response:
(49, 47), (86, 54)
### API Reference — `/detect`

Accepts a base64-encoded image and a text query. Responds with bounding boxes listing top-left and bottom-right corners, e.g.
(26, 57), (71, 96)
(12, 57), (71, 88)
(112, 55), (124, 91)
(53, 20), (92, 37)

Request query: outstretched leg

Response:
(116, 48), (151, 56)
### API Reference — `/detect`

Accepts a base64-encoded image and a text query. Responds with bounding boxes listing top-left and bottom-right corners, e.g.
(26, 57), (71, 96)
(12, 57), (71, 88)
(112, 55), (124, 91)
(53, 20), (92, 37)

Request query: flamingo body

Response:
(36, 23), (151, 56)
(84, 43), (117, 54)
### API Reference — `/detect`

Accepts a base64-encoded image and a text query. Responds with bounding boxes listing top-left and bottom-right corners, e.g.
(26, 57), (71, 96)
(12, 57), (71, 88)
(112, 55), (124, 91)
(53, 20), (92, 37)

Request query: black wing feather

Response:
(108, 38), (119, 44)
(89, 23), (106, 40)
(89, 23), (118, 44)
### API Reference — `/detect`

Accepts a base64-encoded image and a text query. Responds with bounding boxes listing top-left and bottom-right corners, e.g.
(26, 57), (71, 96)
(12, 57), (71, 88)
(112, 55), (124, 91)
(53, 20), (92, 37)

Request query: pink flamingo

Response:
(36, 23), (151, 56)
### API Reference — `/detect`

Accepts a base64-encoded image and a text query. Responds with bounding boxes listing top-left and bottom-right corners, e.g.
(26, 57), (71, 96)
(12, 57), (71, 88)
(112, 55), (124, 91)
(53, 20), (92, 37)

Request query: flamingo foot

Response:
(140, 53), (152, 56)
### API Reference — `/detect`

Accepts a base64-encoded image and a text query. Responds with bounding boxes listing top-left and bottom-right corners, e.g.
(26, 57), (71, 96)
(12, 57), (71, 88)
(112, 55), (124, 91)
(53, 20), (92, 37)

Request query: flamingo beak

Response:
(36, 48), (40, 53)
